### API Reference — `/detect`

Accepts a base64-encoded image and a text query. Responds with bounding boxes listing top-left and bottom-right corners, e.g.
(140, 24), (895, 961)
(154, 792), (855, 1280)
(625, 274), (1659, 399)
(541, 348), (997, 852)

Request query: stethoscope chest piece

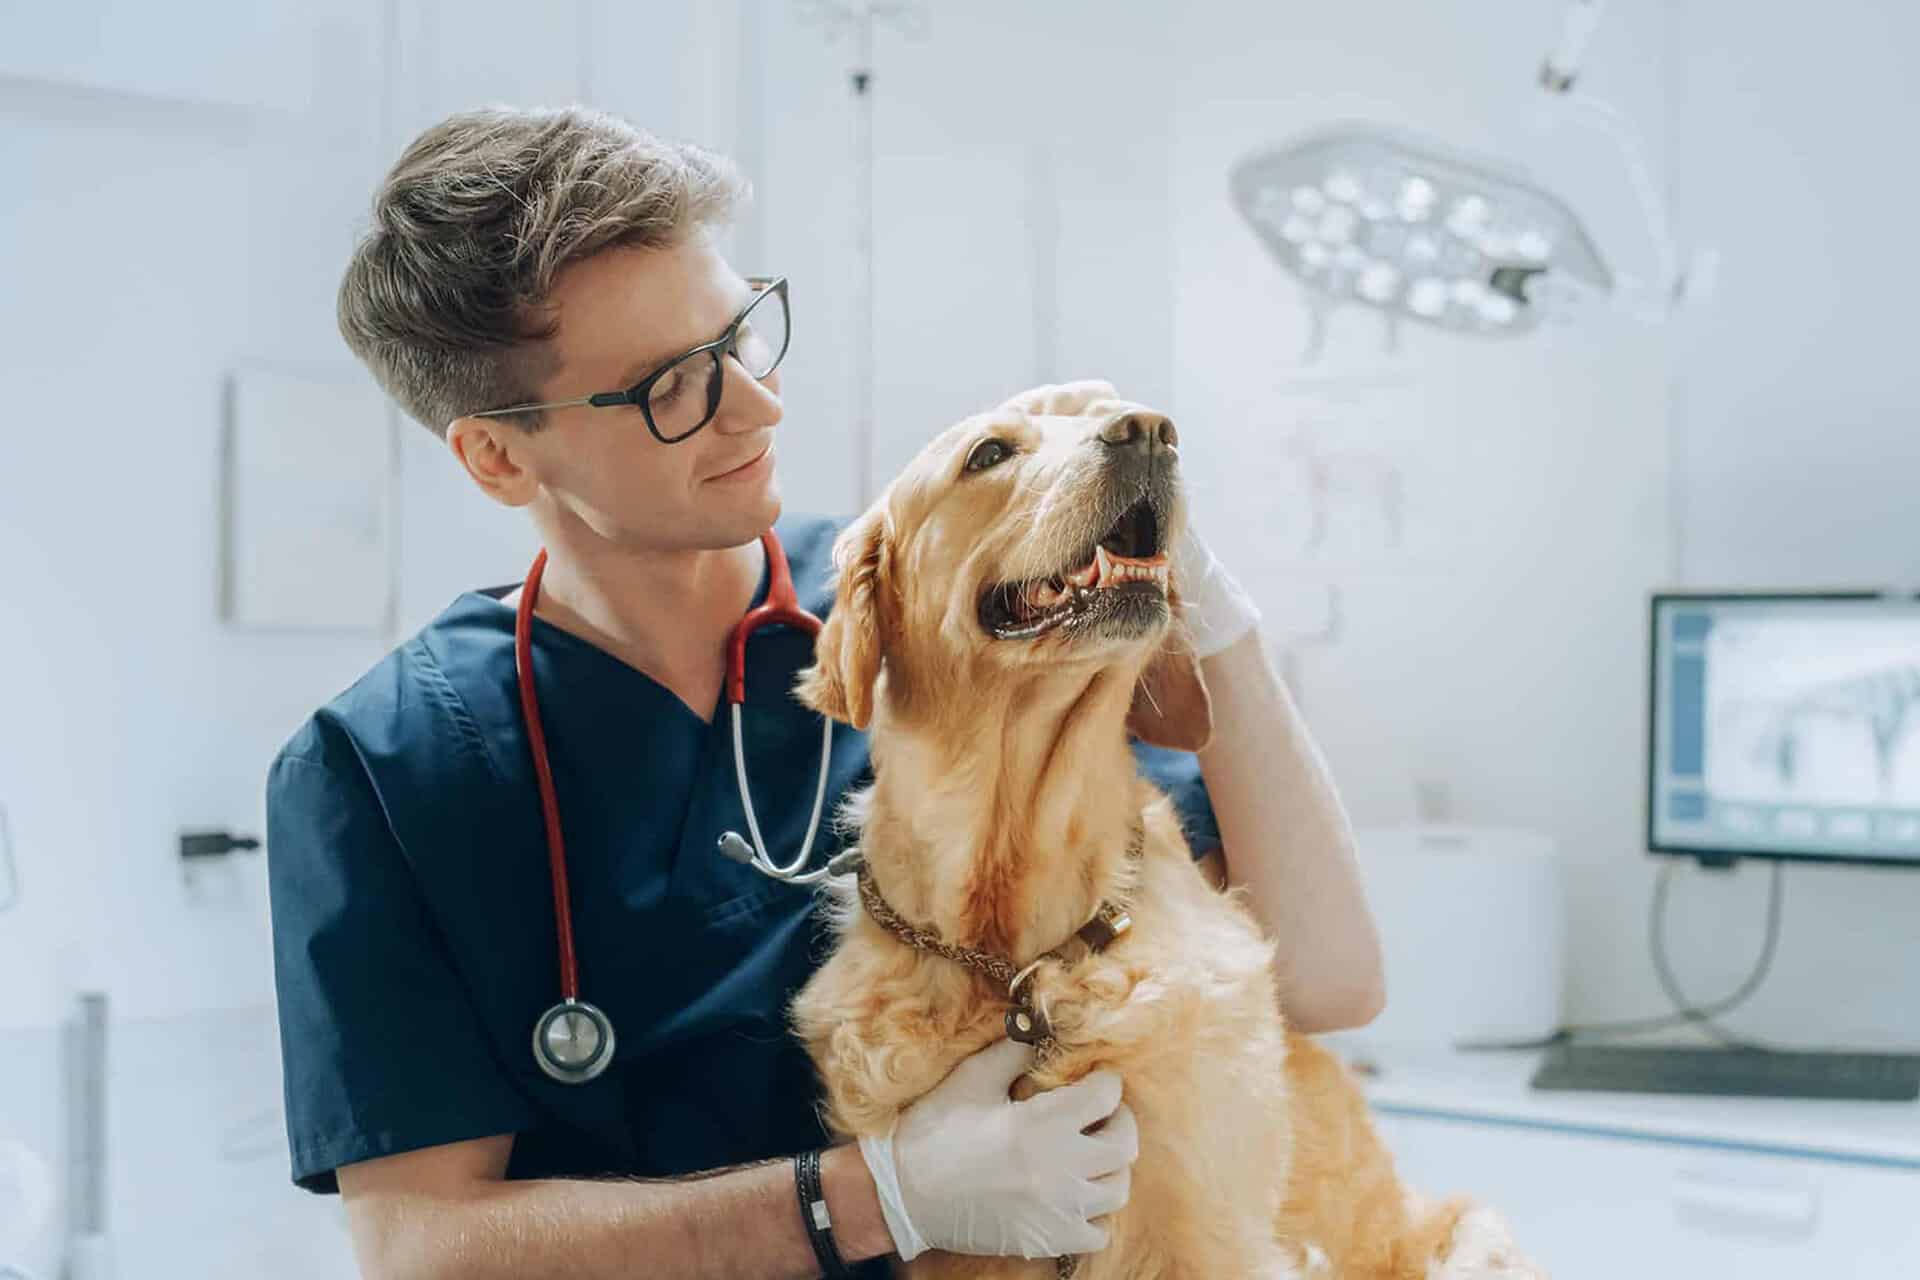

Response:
(533, 998), (616, 1084)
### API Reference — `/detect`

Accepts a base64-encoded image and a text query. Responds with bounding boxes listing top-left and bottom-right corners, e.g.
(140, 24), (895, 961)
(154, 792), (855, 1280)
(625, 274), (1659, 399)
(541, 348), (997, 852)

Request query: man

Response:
(267, 104), (1383, 1279)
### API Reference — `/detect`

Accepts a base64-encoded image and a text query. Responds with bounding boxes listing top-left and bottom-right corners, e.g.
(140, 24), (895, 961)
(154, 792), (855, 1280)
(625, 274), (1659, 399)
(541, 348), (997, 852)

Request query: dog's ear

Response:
(1126, 628), (1214, 752)
(795, 508), (892, 731)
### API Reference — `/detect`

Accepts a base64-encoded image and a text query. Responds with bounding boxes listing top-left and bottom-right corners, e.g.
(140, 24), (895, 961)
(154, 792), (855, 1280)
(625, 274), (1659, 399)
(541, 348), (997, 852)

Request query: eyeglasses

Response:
(469, 276), (790, 444)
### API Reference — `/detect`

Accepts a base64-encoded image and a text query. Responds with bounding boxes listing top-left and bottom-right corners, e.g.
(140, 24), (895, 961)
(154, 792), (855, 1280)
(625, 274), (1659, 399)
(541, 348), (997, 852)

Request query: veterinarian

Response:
(265, 105), (1384, 1279)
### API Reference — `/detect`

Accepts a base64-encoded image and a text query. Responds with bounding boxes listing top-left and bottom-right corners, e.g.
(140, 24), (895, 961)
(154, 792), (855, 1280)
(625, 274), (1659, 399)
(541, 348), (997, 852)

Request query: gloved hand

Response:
(857, 1037), (1139, 1260)
(1172, 516), (1262, 659)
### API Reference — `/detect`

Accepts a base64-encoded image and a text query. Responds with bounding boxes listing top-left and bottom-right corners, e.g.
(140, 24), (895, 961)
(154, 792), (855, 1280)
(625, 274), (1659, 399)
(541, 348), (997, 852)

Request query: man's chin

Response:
(727, 486), (781, 545)
(750, 483), (780, 529)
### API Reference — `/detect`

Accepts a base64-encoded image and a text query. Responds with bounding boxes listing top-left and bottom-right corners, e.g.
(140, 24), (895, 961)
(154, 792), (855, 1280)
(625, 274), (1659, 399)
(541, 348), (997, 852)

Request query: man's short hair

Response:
(337, 105), (745, 436)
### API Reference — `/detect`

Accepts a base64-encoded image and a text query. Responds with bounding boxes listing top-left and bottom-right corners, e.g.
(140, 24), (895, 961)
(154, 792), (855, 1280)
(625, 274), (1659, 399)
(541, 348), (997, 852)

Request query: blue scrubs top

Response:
(266, 512), (1222, 1230)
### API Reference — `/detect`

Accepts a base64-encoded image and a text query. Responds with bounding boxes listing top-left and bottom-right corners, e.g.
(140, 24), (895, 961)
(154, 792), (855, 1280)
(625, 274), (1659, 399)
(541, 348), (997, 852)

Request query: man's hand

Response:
(859, 1037), (1138, 1260)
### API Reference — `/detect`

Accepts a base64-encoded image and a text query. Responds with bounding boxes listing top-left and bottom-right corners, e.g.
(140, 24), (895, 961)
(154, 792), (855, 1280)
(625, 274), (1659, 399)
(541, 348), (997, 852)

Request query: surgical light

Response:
(1232, 125), (1611, 340)
(1228, 0), (1710, 356)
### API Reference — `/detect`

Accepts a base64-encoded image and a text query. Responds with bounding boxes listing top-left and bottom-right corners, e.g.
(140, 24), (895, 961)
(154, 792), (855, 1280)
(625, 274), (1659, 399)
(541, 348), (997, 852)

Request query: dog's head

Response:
(795, 381), (1213, 751)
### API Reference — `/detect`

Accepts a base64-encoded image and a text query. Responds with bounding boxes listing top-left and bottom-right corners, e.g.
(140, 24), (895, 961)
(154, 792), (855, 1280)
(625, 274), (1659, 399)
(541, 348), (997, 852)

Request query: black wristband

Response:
(793, 1148), (855, 1278)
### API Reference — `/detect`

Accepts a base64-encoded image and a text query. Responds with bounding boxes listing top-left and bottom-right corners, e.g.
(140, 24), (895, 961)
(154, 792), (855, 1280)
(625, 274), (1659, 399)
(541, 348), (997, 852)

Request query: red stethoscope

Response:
(515, 528), (840, 1084)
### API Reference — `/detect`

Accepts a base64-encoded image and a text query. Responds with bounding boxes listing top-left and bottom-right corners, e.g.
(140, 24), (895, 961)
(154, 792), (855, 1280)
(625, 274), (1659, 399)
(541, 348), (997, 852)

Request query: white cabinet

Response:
(1372, 1101), (1920, 1278)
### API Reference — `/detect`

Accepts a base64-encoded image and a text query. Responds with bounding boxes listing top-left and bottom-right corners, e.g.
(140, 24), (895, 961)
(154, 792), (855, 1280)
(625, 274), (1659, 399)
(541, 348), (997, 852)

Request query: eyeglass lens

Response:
(646, 285), (789, 442)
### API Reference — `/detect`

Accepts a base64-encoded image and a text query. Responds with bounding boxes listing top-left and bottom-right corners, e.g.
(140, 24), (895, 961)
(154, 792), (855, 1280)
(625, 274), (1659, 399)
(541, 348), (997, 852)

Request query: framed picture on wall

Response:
(220, 365), (397, 631)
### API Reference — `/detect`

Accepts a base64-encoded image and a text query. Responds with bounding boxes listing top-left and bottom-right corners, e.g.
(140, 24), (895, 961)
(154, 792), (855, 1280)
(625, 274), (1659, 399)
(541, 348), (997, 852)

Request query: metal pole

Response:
(852, 11), (875, 506)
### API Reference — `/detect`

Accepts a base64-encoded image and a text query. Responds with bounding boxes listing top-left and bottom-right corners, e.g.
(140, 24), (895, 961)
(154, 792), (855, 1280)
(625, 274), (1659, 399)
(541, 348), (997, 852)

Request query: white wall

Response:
(1167, 0), (1688, 1038)
(1, 1), (395, 1032)
(0, 1), (775, 1035)
(1160, 0), (1920, 1052)
(745, 0), (1179, 504)
(1162, 0), (1919, 1052)
(1653, 0), (1920, 1049)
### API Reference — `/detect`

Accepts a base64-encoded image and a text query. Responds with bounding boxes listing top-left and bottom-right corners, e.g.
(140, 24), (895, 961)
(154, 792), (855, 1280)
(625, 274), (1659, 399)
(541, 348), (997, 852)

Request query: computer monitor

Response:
(1648, 592), (1920, 869)
(1532, 593), (1920, 1102)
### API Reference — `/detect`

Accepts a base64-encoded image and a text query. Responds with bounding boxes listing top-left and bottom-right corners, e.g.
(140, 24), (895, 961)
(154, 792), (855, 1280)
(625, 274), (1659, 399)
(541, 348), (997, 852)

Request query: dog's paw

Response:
(1427, 1206), (1548, 1280)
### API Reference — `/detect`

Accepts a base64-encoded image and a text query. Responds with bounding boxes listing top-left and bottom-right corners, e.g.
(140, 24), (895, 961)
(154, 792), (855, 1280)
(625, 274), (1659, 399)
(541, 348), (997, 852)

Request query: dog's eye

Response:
(964, 439), (1015, 473)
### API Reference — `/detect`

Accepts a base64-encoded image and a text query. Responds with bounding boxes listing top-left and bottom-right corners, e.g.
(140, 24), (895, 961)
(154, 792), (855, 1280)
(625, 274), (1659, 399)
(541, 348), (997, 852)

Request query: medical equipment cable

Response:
(1647, 860), (1785, 1051)
(1459, 858), (1787, 1052)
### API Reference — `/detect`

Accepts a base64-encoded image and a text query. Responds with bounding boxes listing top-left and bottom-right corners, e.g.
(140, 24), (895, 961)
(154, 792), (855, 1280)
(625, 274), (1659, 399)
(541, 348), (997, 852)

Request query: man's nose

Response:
(1096, 409), (1178, 454)
(714, 355), (782, 431)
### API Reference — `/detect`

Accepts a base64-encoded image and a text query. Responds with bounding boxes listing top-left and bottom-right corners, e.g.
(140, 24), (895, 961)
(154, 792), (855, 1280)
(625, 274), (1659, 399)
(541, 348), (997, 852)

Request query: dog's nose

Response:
(1096, 410), (1178, 453)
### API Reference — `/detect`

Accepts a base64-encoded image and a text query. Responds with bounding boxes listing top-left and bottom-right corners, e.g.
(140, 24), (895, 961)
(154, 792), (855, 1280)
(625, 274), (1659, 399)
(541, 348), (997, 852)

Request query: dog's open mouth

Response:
(978, 496), (1169, 640)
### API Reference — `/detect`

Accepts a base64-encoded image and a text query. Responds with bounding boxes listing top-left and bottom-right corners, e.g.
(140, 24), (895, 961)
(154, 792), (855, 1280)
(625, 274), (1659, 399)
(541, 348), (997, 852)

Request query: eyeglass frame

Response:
(465, 276), (790, 444)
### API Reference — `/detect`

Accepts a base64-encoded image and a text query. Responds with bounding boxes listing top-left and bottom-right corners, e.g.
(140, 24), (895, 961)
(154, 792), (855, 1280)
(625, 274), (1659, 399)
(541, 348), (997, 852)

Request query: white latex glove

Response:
(857, 1037), (1139, 1260)
(1172, 516), (1262, 659)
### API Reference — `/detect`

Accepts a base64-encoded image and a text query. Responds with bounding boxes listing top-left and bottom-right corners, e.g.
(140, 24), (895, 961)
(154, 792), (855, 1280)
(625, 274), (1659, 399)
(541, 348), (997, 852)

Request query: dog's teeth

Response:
(1067, 558), (1099, 588)
(1094, 545), (1115, 587)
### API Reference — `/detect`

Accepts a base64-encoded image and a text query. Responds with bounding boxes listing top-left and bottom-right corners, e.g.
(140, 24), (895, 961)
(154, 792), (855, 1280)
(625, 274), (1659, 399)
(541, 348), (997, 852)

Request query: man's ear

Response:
(446, 415), (539, 508)
(794, 508), (892, 730)
(1126, 627), (1214, 752)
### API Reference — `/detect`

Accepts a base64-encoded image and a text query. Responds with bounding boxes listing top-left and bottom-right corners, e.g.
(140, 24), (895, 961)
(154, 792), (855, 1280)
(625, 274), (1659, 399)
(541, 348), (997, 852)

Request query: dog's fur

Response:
(788, 386), (1542, 1278)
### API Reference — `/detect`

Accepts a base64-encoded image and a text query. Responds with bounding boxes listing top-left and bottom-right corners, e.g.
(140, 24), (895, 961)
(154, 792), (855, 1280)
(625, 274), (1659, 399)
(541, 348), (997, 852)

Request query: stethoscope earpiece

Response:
(716, 831), (757, 865)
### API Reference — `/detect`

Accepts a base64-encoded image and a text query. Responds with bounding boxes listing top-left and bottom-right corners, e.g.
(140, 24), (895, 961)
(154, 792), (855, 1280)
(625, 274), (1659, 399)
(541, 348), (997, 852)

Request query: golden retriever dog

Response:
(788, 384), (1542, 1279)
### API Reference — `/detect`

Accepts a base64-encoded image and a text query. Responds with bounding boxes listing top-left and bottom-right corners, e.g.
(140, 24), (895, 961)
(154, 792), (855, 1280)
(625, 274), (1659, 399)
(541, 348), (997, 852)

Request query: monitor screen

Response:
(1649, 593), (1920, 868)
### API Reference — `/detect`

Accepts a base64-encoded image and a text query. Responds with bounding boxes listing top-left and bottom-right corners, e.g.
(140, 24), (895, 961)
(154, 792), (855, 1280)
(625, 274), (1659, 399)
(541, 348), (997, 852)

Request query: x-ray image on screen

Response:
(1708, 620), (1920, 809)
(1651, 596), (1920, 866)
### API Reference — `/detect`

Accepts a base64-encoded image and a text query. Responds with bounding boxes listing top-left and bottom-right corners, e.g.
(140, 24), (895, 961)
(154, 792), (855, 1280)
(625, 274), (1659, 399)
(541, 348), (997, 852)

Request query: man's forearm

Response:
(364, 1143), (891, 1280)
(1196, 629), (1386, 1032)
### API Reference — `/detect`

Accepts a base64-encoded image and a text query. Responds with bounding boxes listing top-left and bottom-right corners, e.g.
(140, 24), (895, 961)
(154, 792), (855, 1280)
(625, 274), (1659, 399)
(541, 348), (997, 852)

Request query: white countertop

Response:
(1349, 1045), (1920, 1169)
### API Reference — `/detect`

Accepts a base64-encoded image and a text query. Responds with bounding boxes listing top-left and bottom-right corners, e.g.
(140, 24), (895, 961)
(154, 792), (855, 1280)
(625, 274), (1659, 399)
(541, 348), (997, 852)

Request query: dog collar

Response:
(846, 817), (1145, 1056)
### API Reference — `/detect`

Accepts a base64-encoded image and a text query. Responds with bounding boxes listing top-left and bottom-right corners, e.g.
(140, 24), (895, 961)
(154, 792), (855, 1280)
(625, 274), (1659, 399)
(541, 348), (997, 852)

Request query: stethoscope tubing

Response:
(514, 529), (836, 1082)
(514, 546), (581, 1002)
(729, 701), (835, 884)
